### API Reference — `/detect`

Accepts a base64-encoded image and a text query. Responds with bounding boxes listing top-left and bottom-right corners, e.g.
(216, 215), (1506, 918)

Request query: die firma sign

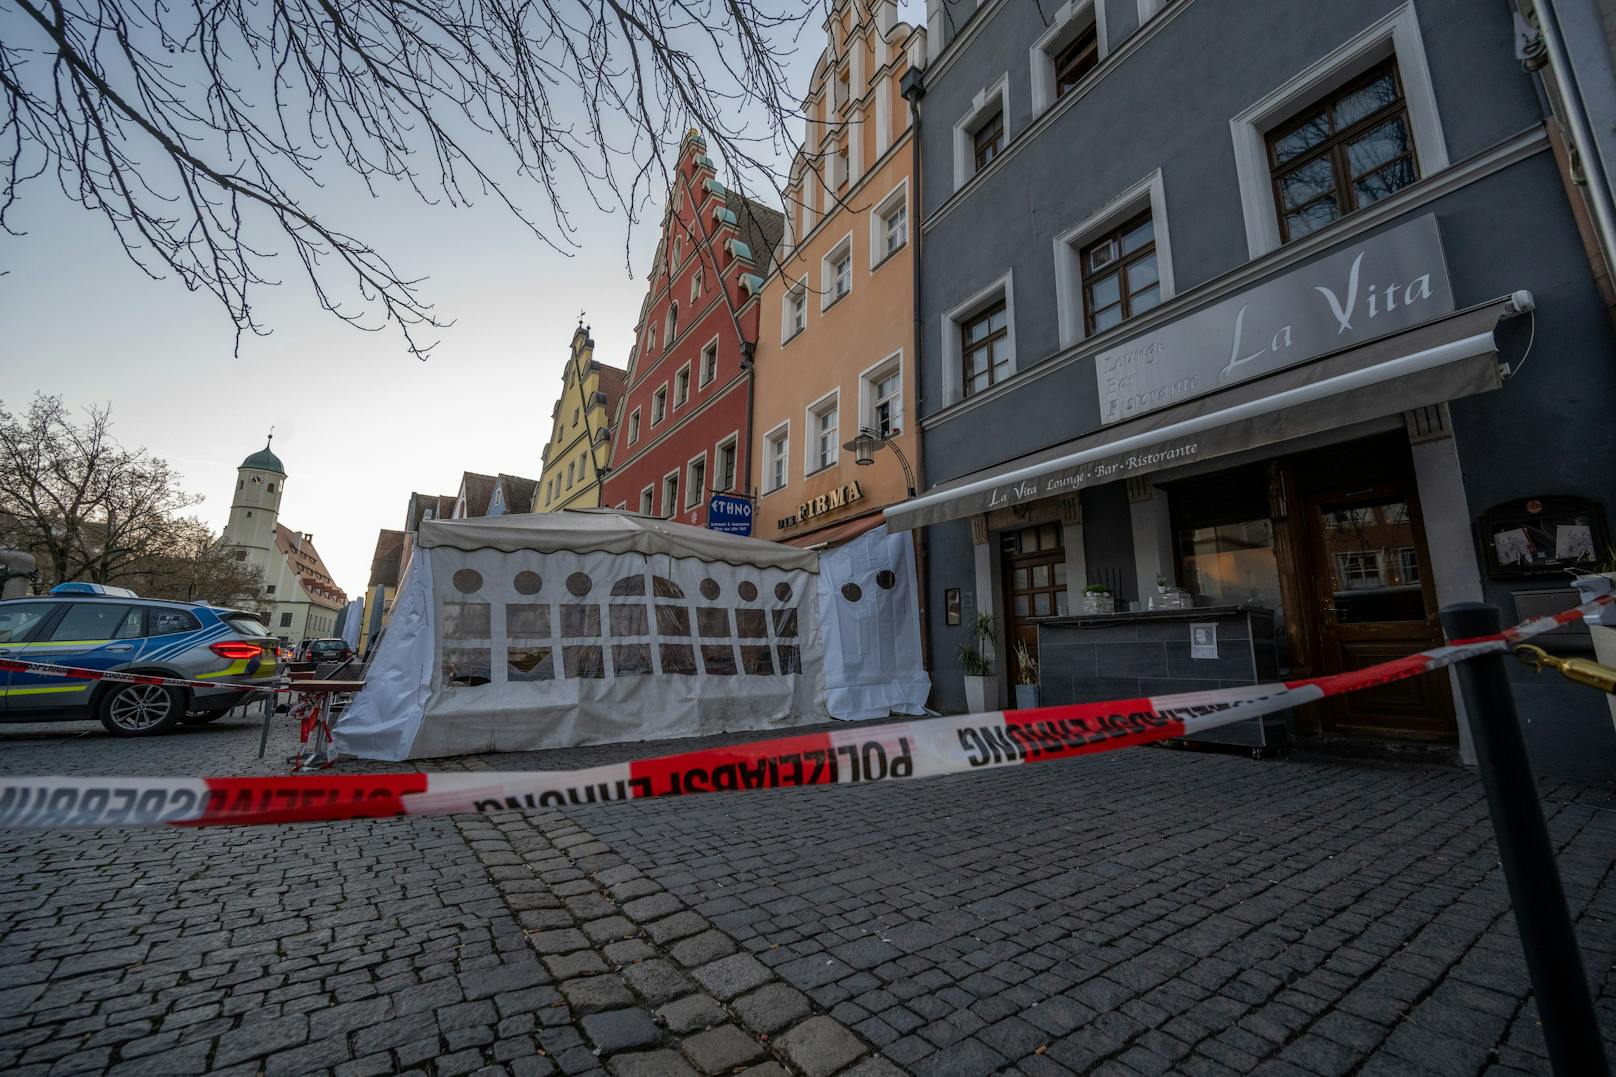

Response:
(777, 481), (864, 530)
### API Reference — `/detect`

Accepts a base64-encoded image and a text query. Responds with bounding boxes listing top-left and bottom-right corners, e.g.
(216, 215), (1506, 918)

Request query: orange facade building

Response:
(749, 0), (926, 549)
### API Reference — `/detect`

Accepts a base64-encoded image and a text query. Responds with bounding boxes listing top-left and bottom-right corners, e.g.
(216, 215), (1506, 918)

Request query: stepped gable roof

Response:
(275, 524), (348, 607)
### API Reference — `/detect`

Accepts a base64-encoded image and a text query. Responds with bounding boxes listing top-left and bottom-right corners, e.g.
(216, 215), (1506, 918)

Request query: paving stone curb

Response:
(457, 808), (881, 1076)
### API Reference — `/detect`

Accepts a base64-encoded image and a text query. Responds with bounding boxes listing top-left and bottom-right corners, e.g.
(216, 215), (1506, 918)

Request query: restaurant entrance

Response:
(1171, 432), (1453, 741)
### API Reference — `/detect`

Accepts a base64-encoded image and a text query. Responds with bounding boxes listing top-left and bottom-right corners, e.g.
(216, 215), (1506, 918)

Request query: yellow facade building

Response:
(536, 325), (628, 513)
(751, 0), (926, 548)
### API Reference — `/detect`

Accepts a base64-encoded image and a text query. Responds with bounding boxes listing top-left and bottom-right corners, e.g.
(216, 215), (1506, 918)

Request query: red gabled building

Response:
(602, 131), (784, 527)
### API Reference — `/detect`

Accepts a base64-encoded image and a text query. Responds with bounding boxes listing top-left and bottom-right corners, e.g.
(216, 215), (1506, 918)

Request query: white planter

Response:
(963, 674), (998, 714)
(1013, 684), (1040, 711)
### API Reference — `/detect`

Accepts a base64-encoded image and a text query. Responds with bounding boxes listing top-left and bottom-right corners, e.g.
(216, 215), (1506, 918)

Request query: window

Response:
(784, 283), (808, 341)
(280, 612), (293, 628)
(687, 455), (706, 508)
(646, 323), (656, 352)
(571, 408), (580, 428)
(700, 341), (718, 386)
(49, 603), (143, 641)
(628, 407), (641, 444)
(1080, 212), (1160, 335)
(268, 483), (276, 493)
(234, 550), (247, 562)
(715, 437), (738, 492)
(652, 386), (667, 424)
(869, 362), (903, 437)
(871, 182), (908, 266)
(962, 301), (1011, 397)
(691, 269), (703, 301)
(567, 461), (575, 488)
(808, 393), (839, 474)
(672, 236), (682, 266)
(1230, 5), (1446, 258)
(266, 584), (276, 594)
(835, 65), (851, 107)
(662, 471), (680, 517)
(674, 365), (690, 407)
(973, 110), (1004, 171)
(665, 301), (678, 343)
(833, 141), (849, 190)
(640, 486), (655, 515)
(1266, 61), (1416, 242)
(151, 609), (202, 635)
(765, 425), (790, 492)
(1053, 21), (1100, 100)
(823, 237), (852, 308)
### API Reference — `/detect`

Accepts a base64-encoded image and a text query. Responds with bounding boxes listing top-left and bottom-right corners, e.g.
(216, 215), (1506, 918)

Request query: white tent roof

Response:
(418, 509), (817, 570)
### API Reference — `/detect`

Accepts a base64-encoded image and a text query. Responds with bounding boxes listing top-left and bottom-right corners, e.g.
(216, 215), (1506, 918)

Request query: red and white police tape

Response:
(1, 596), (1607, 830)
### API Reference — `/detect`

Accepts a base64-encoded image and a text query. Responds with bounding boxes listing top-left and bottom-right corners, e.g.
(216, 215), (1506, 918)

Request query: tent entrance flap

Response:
(885, 299), (1520, 532)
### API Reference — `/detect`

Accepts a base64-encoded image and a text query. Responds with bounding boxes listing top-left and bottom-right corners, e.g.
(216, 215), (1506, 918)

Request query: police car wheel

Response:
(98, 684), (185, 736)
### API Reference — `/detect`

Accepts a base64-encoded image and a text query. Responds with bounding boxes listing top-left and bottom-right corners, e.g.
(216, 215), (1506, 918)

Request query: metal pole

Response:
(1439, 602), (1607, 1076)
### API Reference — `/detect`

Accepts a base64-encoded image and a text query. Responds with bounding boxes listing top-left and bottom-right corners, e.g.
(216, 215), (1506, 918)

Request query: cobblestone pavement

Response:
(2, 708), (1613, 1076)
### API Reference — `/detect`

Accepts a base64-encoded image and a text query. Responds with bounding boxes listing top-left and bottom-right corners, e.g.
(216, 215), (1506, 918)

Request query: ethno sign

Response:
(777, 481), (864, 530)
(1096, 213), (1454, 424)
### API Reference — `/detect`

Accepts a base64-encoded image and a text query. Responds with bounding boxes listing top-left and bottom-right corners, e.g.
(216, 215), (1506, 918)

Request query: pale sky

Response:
(0, 3), (922, 601)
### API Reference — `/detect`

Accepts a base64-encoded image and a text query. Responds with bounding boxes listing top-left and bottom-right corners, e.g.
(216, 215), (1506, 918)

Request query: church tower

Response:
(223, 436), (285, 559)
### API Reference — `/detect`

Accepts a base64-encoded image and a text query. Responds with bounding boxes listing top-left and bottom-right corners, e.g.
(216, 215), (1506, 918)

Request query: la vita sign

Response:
(1095, 214), (1455, 424)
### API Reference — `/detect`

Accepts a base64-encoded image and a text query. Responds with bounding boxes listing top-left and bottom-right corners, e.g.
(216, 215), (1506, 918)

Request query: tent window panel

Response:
(652, 577), (685, 599)
(443, 603), (491, 639)
(613, 643), (654, 675)
(564, 645), (605, 678)
(656, 604), (691, 636)
(508, 604), (551, 637)
(660, 643), (698, 675)
(612, 576), (646, 596)
(610, 604), (649, 636)
(443, 647), (492, 687)
(697, 607), (731, 638)
(508, 647), (554, 681)
(561, 604), (601, 637)
(776, 645), (802, 674)
(735, 610), (767, 638)
(741, 645), (775, 675)
(701, 645), (738, 676)
(772, 609), (799, 638)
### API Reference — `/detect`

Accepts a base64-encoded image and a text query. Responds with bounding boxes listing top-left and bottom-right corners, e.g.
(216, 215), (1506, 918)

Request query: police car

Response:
(0, 586), (279, 736)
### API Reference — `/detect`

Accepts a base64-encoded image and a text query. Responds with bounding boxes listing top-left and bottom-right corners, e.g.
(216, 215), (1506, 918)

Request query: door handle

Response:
(106, 644), (134, 653)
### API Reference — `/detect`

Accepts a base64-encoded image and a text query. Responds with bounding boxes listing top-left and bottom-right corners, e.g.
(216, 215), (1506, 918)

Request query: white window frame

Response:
(821, 233), (854, 310)
(1229, 2), (1448, 259)
(652, 384), (668, 425)
(664, 301), (679, 344)
(699, 337), (720, 386)
(952, 73), (1010, 192)
(714, 432), (739, 493)
(1029, 0), (1109, 115)
(805, 389), (841, 476)
(628, 406), (641, 444)
(782, 277), (808, 344)
(859, 350), (905, 439)
(661, 469), (680, 518)
(940, 270), (1017, 405)
(690, 268), (703, 302)
(674, 362), (692, 407)
(566, 460), (575, 488)
(686, 450), (708, 509)
(639, 485), (655, 515)
(1052, 169), (1176, 349)
(869, 179), (910, 269)
(764, 422), (791, 493)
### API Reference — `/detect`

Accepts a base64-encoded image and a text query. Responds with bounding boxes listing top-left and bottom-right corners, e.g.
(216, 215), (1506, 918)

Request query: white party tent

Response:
(335, 510), (927, 761)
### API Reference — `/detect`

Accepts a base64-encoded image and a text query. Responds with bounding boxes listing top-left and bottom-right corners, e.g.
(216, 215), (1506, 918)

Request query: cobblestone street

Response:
(2, 710), (1613, 1076)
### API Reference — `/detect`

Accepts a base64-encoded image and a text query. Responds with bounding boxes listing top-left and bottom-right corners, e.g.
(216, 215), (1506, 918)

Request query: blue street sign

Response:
(707, 492), (753, 536)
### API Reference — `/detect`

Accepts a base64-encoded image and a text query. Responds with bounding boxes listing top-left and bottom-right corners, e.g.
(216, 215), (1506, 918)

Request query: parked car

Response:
(303, 638), (355, 664)
(0, 592), (279, 736)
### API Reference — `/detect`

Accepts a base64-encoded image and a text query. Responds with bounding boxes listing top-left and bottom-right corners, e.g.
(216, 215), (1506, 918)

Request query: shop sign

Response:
(1096, 214), (1453, 425)
(777, 481), (864, 530)
(707, 493), (753, 536)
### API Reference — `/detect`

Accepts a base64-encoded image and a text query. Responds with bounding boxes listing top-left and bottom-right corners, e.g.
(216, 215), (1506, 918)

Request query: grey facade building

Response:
(893, 0), (1616, 777)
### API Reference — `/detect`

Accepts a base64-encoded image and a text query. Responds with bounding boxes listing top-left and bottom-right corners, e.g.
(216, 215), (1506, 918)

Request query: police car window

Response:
(150, 609), (202, 636)
(49, 603), (144, 642)
(0, 603), (52, 643)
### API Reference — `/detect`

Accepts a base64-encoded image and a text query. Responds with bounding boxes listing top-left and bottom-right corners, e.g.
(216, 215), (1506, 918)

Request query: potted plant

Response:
(1082, 584), (1115, 615)
(957, 612), (998, 713)
(1013, 639), (1040, 710)
(1155, 574), (1169, 594)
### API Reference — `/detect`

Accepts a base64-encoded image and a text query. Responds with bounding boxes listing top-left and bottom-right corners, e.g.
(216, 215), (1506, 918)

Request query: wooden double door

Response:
(1276, 436), (1454, 739)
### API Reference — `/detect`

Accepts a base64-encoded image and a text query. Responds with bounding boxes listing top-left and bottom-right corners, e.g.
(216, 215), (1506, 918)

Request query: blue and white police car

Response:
(0, 586), (279, 736)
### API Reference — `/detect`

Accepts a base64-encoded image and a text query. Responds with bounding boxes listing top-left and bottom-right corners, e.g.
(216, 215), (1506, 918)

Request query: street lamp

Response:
(843, 428), (916, 498)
